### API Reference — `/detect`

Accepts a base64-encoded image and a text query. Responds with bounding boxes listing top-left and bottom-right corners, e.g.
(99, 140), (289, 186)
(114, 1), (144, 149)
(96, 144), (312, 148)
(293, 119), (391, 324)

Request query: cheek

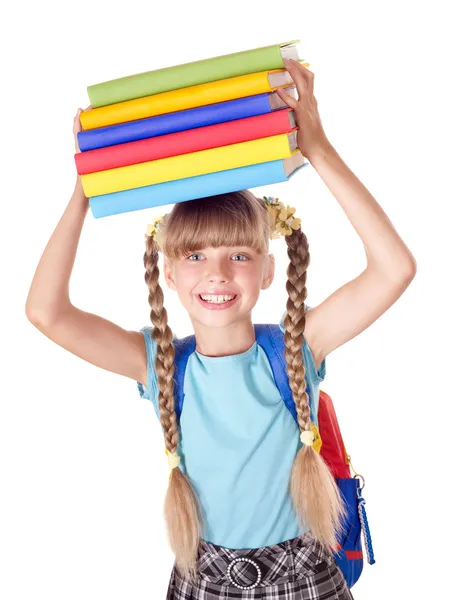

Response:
(236, 267), (264, 291)
(173, 267), (198, 294)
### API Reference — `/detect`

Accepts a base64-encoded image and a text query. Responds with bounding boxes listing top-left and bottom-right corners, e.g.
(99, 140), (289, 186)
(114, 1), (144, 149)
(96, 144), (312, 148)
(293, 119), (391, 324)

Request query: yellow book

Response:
(81, 132), (298, 198)
(80, 68), (296, 131)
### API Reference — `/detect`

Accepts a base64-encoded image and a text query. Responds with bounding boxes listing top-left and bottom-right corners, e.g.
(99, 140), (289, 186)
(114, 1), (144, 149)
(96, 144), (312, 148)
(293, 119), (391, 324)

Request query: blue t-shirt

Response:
(136, 311), (326, 550)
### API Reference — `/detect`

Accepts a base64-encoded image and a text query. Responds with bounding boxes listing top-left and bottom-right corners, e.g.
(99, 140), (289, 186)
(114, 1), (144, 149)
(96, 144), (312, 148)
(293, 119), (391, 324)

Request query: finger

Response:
(286, 58), (314, 76)
(284, 58), (313, 80)
(73, 109), (81, 125)
(294, 60), (315, 94)
(288, 59), (315, 91)
(74, 129), (80, 153)
(283, 59), (310, 97)
(72, 108), (82, 155)
(276, 87), (297, 110)
(283, 59), (308, 97)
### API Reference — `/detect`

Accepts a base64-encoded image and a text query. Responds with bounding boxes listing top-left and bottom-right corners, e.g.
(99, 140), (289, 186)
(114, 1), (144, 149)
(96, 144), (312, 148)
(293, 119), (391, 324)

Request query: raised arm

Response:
(302, 143), (416, 366)
(25, 109), (148, 388)
(278, 60), (417, 366)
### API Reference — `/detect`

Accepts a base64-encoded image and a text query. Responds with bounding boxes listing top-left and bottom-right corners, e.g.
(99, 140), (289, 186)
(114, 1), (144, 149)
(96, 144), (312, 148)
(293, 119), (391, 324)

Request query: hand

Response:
(73, 106), (92, 198)
(277, 60), (331, 161)
(73, 106), (92, 154)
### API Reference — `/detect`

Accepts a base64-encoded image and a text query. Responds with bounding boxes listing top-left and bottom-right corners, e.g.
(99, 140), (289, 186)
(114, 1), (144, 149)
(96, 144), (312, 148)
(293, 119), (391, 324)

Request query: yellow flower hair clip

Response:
(146, 198), (300, 246)
(263, 196), (301, 239)
(146, 215), (165, 247)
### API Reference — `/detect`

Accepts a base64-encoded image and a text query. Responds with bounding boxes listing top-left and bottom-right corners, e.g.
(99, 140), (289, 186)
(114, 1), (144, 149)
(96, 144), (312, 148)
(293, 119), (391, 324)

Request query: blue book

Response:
(78, 88), (296, 152)
(89, 153), (307, 218)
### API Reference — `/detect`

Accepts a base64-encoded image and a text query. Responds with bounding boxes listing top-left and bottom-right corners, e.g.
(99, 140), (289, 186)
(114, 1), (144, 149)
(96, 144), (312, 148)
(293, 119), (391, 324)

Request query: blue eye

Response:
(187, 253), (204, 261)
(186, 252), (250, 262)
(232, 254), (249, 261)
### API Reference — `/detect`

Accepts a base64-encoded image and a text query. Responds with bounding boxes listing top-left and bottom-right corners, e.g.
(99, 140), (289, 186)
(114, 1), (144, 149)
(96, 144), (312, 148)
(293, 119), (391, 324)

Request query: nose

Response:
(206, 256), (231, 283)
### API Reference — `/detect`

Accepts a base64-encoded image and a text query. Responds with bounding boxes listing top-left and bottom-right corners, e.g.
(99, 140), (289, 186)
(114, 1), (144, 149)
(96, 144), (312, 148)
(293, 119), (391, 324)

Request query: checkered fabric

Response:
(166, 531), (355, 599)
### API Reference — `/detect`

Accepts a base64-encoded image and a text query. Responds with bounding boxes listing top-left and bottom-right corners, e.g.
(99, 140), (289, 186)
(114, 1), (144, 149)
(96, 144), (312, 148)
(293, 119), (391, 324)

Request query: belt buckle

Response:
(227, 556), (262, 590)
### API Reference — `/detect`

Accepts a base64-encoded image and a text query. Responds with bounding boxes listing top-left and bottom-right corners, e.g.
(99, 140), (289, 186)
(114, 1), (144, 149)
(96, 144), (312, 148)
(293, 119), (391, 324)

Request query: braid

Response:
(284, 228), (311, 432)
(143, 234), (203, 583)
(143, 236), (178, 453)
(284, 227), (347, 551)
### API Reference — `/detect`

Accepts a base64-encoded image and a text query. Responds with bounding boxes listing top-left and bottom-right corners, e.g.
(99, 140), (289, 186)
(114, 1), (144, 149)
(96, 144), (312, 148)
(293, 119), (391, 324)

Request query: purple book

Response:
(78, 88), (296, 152)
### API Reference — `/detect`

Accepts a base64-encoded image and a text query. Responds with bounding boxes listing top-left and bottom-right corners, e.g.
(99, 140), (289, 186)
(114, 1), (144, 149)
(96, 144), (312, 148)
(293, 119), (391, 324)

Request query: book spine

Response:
(89, 159), (308, 218)
(81, 69), (292, 131)
(78, 92), (277, 152)
(81, 133), (294, 197)
(88, 42), (294, 108)
(76, 109), (296, 175)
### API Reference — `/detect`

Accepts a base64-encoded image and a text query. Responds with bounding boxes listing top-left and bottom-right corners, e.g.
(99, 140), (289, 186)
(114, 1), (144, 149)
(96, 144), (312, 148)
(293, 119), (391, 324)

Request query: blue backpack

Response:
(172, 324), (375, 589)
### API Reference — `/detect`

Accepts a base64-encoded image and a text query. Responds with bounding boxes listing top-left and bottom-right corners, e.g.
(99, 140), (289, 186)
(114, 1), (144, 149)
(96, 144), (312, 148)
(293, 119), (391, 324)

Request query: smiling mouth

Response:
(199, 294), (237, 304)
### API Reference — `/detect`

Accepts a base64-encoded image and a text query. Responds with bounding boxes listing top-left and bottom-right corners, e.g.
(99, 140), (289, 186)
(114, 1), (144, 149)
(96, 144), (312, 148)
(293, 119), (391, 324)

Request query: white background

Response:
(2, 1), (449, 598)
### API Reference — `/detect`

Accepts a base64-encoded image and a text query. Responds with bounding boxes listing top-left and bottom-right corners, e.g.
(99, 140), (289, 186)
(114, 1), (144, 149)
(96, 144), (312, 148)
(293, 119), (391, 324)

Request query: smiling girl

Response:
(26, 58), (416, 598)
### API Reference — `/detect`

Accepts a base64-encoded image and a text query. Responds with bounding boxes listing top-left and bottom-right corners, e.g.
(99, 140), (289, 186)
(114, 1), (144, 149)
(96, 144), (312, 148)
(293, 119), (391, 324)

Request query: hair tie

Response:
(300, 430), (315, 447)
(166, 448), (181, 470)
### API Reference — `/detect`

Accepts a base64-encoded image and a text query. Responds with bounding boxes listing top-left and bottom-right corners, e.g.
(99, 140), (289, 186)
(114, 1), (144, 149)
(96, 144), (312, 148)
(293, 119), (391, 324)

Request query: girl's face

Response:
(163, 246), (274, 328)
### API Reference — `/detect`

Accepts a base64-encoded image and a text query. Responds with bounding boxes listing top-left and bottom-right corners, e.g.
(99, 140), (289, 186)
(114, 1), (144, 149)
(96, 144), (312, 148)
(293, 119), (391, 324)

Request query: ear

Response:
(262, 253), (275, 290)
(163, 258), (177, 290)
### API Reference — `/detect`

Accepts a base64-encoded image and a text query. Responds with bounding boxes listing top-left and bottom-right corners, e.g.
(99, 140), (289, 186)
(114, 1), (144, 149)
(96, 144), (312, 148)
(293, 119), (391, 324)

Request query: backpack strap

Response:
(172, 335), (196, 423)
(255, 324), (308, 426)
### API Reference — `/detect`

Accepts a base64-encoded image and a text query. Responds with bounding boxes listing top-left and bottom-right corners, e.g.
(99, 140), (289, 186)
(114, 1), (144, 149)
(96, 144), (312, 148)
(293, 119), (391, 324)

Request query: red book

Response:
(75, 108), (298, 175)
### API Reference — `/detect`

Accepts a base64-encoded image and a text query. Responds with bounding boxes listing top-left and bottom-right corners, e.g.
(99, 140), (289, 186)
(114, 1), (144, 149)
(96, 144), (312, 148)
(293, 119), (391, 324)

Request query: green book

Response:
(88, 40), (303, 108)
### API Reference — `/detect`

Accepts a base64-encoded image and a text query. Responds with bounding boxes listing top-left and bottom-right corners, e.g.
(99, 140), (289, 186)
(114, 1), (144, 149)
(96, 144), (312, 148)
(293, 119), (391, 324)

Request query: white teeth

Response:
(200, 294), (236, 304)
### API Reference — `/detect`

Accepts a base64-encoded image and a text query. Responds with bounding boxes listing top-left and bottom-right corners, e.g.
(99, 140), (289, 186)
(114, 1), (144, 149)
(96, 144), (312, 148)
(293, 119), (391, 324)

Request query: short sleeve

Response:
(136, 326), (160, 403)
(279, 307), (326, 385)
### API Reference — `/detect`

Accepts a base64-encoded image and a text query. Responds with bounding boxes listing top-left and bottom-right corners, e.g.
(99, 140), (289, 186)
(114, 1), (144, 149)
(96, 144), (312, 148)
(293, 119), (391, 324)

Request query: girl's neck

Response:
(192, 318), (256, 358)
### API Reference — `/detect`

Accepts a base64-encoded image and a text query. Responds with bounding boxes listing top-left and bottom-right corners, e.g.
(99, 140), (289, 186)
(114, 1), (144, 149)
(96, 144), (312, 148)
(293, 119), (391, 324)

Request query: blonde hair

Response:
(142, 190), (346, 582)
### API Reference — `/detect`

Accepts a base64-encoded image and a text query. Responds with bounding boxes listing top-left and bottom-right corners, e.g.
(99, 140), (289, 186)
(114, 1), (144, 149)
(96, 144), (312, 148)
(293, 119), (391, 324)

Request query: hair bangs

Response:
(161, 192), (269, 259)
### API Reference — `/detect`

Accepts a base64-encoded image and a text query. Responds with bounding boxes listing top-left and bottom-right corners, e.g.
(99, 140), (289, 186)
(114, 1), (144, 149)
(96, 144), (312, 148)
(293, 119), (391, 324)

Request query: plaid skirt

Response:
(166, 531), (355, 599)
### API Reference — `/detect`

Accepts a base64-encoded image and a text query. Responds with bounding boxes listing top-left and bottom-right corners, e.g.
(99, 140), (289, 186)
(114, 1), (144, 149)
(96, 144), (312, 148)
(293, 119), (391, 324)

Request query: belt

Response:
(226, 555), (265, 590)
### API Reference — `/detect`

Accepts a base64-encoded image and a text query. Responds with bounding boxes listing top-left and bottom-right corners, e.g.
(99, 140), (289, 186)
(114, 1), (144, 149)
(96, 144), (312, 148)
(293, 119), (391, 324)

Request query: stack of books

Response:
(76, 41), (309, 218)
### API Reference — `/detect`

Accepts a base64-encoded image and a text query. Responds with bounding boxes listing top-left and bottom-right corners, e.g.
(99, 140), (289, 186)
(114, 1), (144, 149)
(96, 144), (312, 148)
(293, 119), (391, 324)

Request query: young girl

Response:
(26, 59), (416, 599)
